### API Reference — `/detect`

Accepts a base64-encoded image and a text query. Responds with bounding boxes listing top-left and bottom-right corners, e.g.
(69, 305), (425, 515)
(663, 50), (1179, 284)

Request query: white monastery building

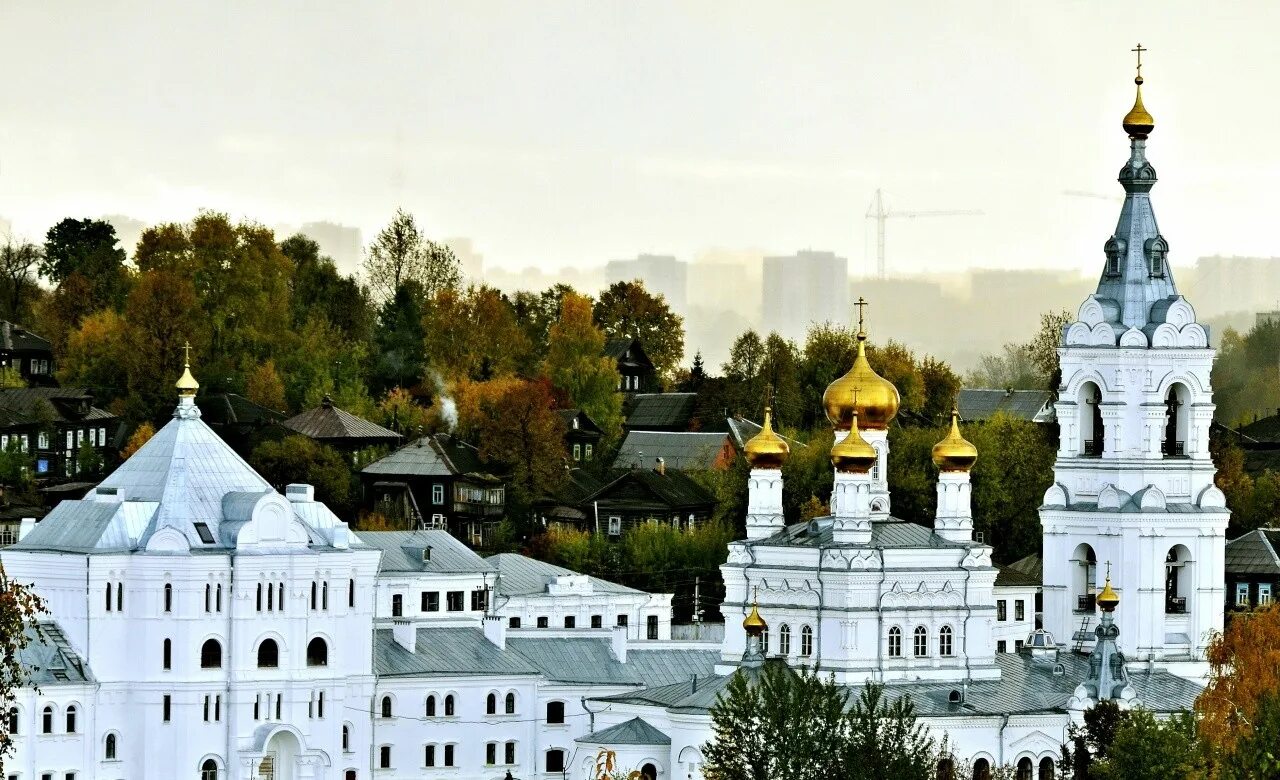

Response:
(1, 62), (1219, 780)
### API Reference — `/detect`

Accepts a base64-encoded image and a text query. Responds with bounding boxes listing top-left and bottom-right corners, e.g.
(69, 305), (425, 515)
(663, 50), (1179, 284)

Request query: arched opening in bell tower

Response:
(1165, 545), (1192, 614)
(1072, 544), (1098, 612)
(1079, 383), (1104, 457)
(1163, 384), (1190, 457)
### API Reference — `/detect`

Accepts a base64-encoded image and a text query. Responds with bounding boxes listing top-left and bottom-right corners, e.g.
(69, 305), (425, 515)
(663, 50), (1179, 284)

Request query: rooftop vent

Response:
(948, 689), (963, 704)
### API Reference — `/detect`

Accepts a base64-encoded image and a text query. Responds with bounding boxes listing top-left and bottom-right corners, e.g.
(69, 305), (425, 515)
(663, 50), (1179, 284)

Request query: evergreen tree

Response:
(371, 282), (427, 394)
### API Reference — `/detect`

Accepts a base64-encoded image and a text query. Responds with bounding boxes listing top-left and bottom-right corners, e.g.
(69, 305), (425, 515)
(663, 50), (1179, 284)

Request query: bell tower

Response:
(1041, 48), (1227, 671)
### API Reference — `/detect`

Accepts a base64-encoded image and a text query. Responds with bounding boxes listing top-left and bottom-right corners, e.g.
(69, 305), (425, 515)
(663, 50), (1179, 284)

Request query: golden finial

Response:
(744, 386), (790, 469)
(1122, 43), (1154, 139)
(932, 405), (978, 472)
(175, 340), (200, 398)
(1097, 561), (1120, 612)
(742, 586), (767, 635)
(821, 298), (900, 432)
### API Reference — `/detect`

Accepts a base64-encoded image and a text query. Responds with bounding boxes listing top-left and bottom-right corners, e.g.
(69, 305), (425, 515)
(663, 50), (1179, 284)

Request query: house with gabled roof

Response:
(281, 394), (401, 454)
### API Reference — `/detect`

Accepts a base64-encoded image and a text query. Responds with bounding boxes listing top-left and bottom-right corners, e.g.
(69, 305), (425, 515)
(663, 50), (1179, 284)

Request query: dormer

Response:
(1103, 237), (1126, 277)
(1144, 235), (1169, 278)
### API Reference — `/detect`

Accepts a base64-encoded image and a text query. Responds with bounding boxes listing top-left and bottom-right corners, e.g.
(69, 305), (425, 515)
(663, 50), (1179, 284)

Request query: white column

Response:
(933, 471), (973, 543)
(831, 470), (872, 545)
(745, 468), (785, 540)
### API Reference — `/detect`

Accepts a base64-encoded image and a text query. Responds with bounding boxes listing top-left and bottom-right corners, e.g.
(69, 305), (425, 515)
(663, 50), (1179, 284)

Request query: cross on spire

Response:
(1131, 43), (1147, 79)
(182, 340), (192, 367)
(854, 296), (869, 334)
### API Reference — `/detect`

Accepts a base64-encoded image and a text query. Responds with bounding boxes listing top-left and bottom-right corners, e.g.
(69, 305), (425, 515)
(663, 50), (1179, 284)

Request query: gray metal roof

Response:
(507, 636), (717, 686)
(374, 627), (541, 678)
(614, 431), (731, 471)
(7, 500), (143, 553)
(752, 518), (970, 550)
(358, 530), (494, 574)
(599, 651), (1202, 717)
(577, 717), (671, 746)
(997, 554), (1043, 586)
(487, 553), (641, 597)
(1226, 529), (1280, 576)
(362, 434), (490, 479)
(625, 393), (697, 430)
(19, 622), (93, 685)
(281, 397), (400, 443)
(958, 389), (1055, 423)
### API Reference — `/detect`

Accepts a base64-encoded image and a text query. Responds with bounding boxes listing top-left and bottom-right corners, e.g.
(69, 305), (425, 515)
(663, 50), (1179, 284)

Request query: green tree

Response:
(759, 334), (804, 429)
(362, 209), (459, 304)
(281, 233), (375, 344)
(0, 236), (42, 323)
(543, 292), (623, 436)
(593, 280), (684, 383)
(1029, 309), (1072, 389)
(843, 683), (938, 780)
(512, 283), (575, 375)
(1089, 711), (1210, 780)
(121, 270), (208, 421)
(75, 440), (104, 477)
(249, 435), (354, 517)
(1222, 691), (1280, 779)
(40, 218), (130, 308)
(371, 282), (427, 394)
(378, 387), (431, 437)
(245, 360), (286, 412)
(0, 563), (46, 771)
(919, 356), (961, 422)
(58, 309), (129, 401)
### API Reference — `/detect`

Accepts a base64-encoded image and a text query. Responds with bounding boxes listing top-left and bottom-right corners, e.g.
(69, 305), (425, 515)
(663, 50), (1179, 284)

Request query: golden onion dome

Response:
(744, 406), (789, 469)
(742, 602), (767, 636)
(1097, 574), (1120, 613)
(175, 342), (199, 398)
(822, 333), (900, 432)
(932, 408), (978, 472)
(1122, 75), (1154, 139)
(830, 410), (878, 474)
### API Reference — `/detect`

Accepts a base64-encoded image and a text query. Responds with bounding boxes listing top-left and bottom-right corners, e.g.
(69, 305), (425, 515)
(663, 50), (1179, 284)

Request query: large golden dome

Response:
(830, 410), (878, 474)
(822, 333), (900, 431)
(744, 406), (789, 470)
(932, 408), (978, 472)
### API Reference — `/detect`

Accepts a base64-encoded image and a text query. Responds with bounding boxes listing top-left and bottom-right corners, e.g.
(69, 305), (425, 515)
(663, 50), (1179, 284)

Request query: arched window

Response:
(936, 758), (955, 780)
(913, 626), (928, 657)
(256, 583), (263, 611)
(546, 749), (566, 773)
(105, 732), (117, 760)
(1038, 757), (1055, 780)
(380, 696), (393, 718)
(1166, 544), (1192, 615)
(379, 746), (391, 768)
(1103, 236), (1125, 276)
(164, 583), (173, 612)
(65, 704), (77, 733)
(345, 771), (356, 780)
(444, 694), (455, 716)
(163, 638), (172, 670)
(349, 578), (356, 608)
(761, 627), (769, 654)
(322, 581), (329, 610)
(257, 638), (279, 668)
(1081, 382), (1104, 457)
(1146, 236), (1168, 277)
(778, 623), (791, 655)
(6, 706), (17, 734)
(973, 758), (991, 780)
(641, 762), (658, 780)
(1074, 544), (1098, 612)
(425, 695), (436, 717)
(342, 724), (350, 751)
(939, 626), (954, 657)
(800, 625), (813, 657)
(1016, 757), (1033, 780)
(888, 626), (902, 658)
(307, 637), (328, 667)
(205, 583), (212, 612)
(505, 692), (516, 714)
(486, 693), (497, 715)
(201, 639), (222, 668)
(41, 705), (53, 733)
(546, 700), (565, 724)
(201, 758), (219, 780)
(1163, 384), (1189, 457)
(106, 582), (113, 612)
(311, 581), (318, 610)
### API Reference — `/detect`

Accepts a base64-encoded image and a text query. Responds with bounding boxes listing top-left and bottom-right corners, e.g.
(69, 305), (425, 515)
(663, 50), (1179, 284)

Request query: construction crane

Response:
(864, 189), (983, 278)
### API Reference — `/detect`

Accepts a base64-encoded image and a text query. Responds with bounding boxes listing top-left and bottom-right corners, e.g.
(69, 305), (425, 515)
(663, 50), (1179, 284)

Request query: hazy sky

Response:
(2, 2), (1277, 276)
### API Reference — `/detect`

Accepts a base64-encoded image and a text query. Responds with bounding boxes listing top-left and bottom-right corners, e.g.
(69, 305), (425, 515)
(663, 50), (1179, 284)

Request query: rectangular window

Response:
(585, 444), (593, 461)
(380, 746), (391, 769)
(66, 430), (73, 450)
(391, 594), (403, 617)
(509, 616), (521, 628)
(505, 741), (516, 765)
(425, 745), (435, 767)
(996, 600), (1007, 621)
(647, 615), (659, 640)
(471, 589), (488, 612)
(537, 616), (549, 628)
(997, 640), (1007, 654)
(89, 428), (97, 446)
(444, 745), (454, 767)
(564, 615), (576, 629)
(1237, 582), (1251, 607)
(1015, 600), (1025, 621)
(572, 444), (581, 461)
(203, 695), (210, 722)
(608, 516), (622, 536)
(591, 614), (603, 628)
(446, 591), (464, 612)
(616, 614), (628, 627)
(1015, 640), (1025, 652)
(38, 431), (48, 449)
(422, 591), (439, 612)
(432, 484), (444, 505)
(1261, 584), (1273, 606)
(162, 695), (171, 722)
(486, 743), (497, 765)
(99, 427), (106, 445)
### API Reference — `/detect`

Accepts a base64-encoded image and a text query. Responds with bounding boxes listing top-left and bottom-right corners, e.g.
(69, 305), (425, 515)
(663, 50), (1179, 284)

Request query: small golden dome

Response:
(830, 410), (878, 474)
(932, 408), (978, 472)
(1122, 77), (1154, 139)
(742, 602), (767, 636)
(822, 334), (900, 432)
(1097, 575), (1120, 613)
(744, 407), (789, 469)
(175, 341), (199, 398)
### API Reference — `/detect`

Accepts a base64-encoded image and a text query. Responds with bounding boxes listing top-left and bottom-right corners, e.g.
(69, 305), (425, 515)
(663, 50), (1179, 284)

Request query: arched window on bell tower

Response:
(1079, 382), (1104, 457)
(1163, 384), (1189, 457)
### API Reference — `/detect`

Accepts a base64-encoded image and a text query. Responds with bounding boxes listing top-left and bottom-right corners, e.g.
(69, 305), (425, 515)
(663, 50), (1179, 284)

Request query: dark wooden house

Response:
(0, 388), (119, 480)
(557, 409), (604, 464)
(0, 322), (55, 386)
(605, 337), (658, 393)
(580, 463), (716, 536)
(281, 395), (401, 458)
(1225, 528), (1280, 612)
(195, 392), (285, 456)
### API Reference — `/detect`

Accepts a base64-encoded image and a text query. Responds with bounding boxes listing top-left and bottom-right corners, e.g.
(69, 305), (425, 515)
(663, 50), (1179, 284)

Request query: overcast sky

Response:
(2, 1), (1277, 276)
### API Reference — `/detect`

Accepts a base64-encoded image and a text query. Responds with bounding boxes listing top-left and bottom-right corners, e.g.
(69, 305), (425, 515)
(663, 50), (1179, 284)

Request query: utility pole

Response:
(864, 188), (983, 279)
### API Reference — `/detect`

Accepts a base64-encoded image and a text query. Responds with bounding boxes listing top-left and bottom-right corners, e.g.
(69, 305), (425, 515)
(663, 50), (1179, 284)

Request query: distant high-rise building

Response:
(605, 254), (688, 314)
(762, 250), (849, 341)
(299, 221), (363, 273)
(1183, 256), (1280, 318)
(445, 238), (485, 283)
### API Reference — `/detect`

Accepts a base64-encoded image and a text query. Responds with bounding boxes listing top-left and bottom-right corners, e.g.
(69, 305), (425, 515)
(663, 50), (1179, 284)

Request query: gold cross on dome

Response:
(854, 296), (869, 333)
(181, 340), (192, 366)
(1131, 43), (1147, 77)
(752, 585), (759, 603)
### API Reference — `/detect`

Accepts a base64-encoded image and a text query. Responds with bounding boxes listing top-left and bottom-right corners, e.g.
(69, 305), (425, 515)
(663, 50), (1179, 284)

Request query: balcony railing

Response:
(1165, 596), (1187, 614)
(1076, 594), (1097, 612)
(1083, 439), (1103, 457)
(1162, 439), (1186, 457)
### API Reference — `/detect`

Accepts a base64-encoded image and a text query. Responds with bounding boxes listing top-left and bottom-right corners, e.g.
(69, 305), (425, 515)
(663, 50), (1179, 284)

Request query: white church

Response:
(1, 64), (1220, 780)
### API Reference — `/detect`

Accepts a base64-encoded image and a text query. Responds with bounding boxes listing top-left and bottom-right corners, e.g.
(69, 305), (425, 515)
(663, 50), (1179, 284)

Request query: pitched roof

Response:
(1226, 529), (1280, 576)
(557, 409), (604, 435)
(958, 389), (1056, 423)
(604, 337), (651, 367)
(995, 564), (1041, 588)
(752, 518), (969, 550)
(1238, 413), (1280, 445)
(281, 397), (400, 443)
(1003, 553), (1043, 584)
(18, 622), (93, 685)
(577, 717), (671, 746)
(0, 387), (116, 425)
(613, 431), (731, 471)
(362, 434), (490, 479)
(487, 553), (641, 596)
(358, 530), (494, 575)
(0, 322), (52, 353)
(195, 392), (285, 427)
(584, 467), (716, 510)
(374, 627), (541, 677)
(625, 393), (697, 430)
(506, 637), (718, 686)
